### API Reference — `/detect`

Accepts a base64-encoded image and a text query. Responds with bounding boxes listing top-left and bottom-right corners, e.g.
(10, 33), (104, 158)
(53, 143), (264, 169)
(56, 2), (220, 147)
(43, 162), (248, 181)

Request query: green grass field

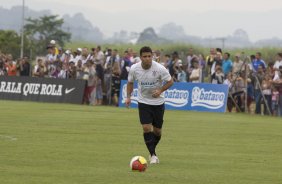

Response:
(1, 100), (282, 184)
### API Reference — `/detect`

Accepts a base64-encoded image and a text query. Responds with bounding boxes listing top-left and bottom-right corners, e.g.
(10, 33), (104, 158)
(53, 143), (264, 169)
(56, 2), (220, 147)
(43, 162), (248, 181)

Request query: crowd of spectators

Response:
(181, 48), (282, 117)
(0, 40), (282, 116)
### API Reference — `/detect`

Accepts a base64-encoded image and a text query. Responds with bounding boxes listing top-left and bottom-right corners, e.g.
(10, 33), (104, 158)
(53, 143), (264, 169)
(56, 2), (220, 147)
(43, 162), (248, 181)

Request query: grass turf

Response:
(0, 100), (282, 184)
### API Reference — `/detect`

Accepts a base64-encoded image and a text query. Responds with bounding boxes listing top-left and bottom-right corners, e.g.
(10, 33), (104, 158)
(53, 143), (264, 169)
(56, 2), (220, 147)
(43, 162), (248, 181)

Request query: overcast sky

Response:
(3, 0), (282, 41)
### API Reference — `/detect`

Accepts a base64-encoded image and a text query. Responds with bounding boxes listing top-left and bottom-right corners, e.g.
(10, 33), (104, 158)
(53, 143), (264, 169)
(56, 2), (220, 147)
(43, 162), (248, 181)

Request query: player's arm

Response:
(152, 65), (174, 98)
(125, 82), (134, 107)
(152, 78), (174, 98)
(161, 78), (173, 93)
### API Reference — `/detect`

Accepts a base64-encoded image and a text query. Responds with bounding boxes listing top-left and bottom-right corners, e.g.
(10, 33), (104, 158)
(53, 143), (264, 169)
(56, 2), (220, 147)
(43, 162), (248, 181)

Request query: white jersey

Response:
(273, 60), (282, 81)
(128, 61), (172, 105)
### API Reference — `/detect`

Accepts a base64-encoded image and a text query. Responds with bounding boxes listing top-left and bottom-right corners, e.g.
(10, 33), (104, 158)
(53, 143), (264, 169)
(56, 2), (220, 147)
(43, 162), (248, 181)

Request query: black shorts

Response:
(138, 102), (165, 129)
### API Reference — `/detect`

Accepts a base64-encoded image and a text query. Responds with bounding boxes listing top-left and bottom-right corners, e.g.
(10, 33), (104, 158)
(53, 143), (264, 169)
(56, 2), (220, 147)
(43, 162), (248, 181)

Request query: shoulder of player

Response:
(152, 61), (166, 70)
(129, 62), (141, 72)
(131, 62), (141, 68)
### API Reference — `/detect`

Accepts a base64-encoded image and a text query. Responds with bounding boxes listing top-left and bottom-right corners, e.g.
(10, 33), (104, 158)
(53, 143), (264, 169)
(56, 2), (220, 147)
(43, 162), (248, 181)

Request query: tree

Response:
(232, 29), (249, 41)
(225, 29), (251, 48)
(137, 27), (170, 44)
(159, 22), (187, 41)
(24, 15), (71, 55)
(0, 30), (30, 58)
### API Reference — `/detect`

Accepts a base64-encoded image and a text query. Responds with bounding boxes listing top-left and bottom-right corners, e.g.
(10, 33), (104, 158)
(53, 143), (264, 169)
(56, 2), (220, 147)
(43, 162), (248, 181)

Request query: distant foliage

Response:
(137, 27), (170, 44)
(0, 30), (30, 58)
(25, 15), (71, 56)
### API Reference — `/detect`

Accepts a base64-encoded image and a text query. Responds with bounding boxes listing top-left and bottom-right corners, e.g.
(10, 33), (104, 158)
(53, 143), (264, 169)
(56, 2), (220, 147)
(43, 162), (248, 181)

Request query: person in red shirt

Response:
(5, 54), (17, 76)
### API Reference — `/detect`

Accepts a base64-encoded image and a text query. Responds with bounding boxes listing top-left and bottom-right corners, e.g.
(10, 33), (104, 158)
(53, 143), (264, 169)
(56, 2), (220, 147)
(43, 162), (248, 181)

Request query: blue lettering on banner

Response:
(119, 80), (229, 113)
(191, 87), (225, 109)
(164, 89), (189, 107)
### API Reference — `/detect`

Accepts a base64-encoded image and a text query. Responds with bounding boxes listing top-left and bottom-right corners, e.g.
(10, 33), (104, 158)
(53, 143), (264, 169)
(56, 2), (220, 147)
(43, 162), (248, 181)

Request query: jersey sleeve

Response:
(160, 65), (172, 82)
(127, 65), (135, 82)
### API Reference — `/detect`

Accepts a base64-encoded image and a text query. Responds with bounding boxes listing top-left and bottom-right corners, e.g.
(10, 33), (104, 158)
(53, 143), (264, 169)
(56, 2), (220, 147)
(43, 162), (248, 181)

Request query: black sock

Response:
(154, 134), (161, 148)
(143, 132), (156, 156)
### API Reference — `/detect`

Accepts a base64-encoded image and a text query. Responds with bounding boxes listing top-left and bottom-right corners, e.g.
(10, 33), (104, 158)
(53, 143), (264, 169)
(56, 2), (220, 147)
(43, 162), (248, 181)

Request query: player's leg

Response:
(149, 104), (165, 164)
(147, 126), (161, 164)
(142, 124), (156, 156)
(138, 103), (156, 157)
(153, 127), (162, 148)
(152, 103), (165, 148)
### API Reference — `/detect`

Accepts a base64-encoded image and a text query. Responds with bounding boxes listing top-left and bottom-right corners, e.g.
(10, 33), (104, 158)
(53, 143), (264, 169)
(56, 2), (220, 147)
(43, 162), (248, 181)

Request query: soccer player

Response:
(125, 46), (174, 164)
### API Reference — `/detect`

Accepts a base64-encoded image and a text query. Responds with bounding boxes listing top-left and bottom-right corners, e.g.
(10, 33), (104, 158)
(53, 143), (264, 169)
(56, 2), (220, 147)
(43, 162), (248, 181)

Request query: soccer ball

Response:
(129, 156), (148, 172)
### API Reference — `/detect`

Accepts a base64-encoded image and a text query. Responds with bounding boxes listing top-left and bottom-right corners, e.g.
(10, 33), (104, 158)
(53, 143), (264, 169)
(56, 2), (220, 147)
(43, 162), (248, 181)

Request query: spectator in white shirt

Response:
(189, 58), (202, 83)
(73, 48), (82, 65)
(273, 52), (282, 81)
(94, 45), (105, 66)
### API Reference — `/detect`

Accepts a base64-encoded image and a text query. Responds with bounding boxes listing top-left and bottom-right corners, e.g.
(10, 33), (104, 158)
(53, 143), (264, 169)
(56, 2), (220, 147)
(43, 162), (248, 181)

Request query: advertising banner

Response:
(0, 76), (86, 104)
(118, 80), (229, 113)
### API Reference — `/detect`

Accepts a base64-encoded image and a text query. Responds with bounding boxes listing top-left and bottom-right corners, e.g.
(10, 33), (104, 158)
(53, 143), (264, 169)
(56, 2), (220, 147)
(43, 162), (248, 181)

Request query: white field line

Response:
(0, 135), (17, 141)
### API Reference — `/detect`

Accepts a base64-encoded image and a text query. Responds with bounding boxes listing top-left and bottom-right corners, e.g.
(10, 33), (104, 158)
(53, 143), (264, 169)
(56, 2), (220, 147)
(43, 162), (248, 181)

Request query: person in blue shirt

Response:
(246, 78), (254, 113)
(222, 52), (233, 76)
(252, 52), (266, 72)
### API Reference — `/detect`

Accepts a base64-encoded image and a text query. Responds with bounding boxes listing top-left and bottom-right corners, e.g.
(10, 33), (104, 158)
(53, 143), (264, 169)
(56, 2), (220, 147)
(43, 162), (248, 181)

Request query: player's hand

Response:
(152, 89), (162, 98)
(125, 97), (131, 108)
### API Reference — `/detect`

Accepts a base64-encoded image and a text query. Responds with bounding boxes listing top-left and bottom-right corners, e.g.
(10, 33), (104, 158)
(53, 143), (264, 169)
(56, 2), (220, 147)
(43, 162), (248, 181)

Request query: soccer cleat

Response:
(150, 155), (160, 164)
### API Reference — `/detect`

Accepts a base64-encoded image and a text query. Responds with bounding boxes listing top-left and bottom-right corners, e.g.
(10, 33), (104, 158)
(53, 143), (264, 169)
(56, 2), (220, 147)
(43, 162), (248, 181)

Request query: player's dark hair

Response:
(140, 46), (152, 56)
